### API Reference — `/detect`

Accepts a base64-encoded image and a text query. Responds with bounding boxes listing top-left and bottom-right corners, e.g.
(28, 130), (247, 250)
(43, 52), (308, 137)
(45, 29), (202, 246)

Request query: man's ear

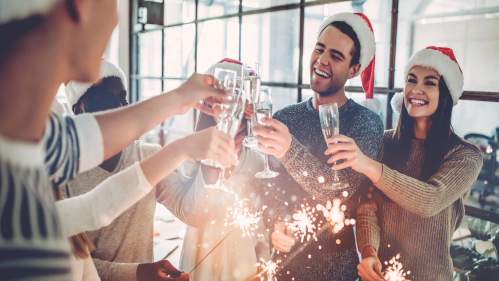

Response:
(348, 63), (361, 79)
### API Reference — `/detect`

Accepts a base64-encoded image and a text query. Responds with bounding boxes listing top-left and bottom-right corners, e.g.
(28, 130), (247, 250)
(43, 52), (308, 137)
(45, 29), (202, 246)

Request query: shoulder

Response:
(350, 101), (384, 129)
(448, 134), (483, 161)
(126, 140), (162, 160)
(273, 100), (309, 123)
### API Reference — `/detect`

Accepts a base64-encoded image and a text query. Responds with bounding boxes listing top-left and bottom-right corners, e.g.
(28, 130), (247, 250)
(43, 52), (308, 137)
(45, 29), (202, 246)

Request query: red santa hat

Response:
(391, 46), (464, 113)
(205, 58), (244, 76)
(0, 0), (62, 24)
(65, 59), (128, 107)
(317, 12), (381, 114)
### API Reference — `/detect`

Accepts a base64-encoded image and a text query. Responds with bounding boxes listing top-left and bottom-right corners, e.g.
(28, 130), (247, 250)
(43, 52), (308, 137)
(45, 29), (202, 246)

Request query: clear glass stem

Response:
(264, 153), (271, 172)
(219, 167), (225, 183)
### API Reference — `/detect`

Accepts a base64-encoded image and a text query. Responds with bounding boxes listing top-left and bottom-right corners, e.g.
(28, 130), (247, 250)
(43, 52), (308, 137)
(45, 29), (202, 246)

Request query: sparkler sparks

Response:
(255, 258), (278, 281)
(287, 204), (318, 243)
(384, 254), (411, 281)
(225, 206), (261, 237)
(316, 199), (354, 234)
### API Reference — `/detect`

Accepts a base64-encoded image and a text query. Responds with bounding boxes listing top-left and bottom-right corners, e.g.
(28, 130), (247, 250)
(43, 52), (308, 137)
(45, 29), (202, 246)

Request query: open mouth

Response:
(314, 68), (330, 78)
(409, 98), (428, 105)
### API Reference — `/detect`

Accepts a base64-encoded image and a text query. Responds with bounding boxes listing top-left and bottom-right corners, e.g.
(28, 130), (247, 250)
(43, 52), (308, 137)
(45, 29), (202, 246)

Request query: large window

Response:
(130, 0), (499, 221)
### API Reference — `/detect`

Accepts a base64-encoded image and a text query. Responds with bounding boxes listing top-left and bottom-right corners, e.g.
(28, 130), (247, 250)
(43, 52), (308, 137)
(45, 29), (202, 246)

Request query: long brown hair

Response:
(382, 76), (457, 181)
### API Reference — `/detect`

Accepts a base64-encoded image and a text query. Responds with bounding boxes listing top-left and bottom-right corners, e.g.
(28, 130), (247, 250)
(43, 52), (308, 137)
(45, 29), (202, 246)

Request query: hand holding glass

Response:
(319, 103), (349, 190)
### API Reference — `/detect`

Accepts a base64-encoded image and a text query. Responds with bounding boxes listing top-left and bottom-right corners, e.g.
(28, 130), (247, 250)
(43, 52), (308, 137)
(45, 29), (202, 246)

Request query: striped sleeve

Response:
(44, 113), (104, 187)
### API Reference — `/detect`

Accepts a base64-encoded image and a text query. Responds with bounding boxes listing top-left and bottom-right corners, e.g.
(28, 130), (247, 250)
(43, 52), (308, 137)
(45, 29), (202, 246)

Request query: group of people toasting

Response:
(0, 0), (483, 281)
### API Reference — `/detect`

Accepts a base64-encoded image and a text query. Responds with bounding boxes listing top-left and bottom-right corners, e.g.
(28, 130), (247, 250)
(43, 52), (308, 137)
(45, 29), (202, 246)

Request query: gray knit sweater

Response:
(262, 98), (384, 280)
(356, 130), (483, 281)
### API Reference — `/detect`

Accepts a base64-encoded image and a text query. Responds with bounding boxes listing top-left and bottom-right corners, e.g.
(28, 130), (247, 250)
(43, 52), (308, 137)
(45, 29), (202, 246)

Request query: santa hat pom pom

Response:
(390, 92), (404, 114)
(360, 97), (382, 115)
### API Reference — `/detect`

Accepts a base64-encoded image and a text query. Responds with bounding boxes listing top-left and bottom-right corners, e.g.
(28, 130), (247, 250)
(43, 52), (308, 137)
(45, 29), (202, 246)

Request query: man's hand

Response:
(181, 127), (238, 168)
(271, 222), (295, 252)
(136, 260), (191, 281)
(358, 246), (384, 281)
(172, 73), (225, 116)
(252, 118), (292, 159)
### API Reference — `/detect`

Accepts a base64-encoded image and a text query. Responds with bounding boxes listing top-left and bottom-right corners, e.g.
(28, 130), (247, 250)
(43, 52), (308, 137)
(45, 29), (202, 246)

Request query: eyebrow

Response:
(408, 73), (439, 80)
(315, 42), (345, 59)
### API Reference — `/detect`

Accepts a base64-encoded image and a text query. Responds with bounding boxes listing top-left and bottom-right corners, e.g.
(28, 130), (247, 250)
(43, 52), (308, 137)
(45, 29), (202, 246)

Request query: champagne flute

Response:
(255, 87), (279, 179)
(242, 62), (261, 148)
(201, 69), (237, 168)
(205, 87), (246, 191)
(319, 103), (349, 190)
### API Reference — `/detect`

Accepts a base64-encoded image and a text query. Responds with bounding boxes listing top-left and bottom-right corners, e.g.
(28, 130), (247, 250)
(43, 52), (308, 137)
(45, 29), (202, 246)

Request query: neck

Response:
(0, 13), (70, 142)
(413, 117), (433, 140)
(312, 88), (349, 110)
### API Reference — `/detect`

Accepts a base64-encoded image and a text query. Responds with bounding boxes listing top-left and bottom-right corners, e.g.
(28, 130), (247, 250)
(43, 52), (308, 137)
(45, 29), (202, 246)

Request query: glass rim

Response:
(318, 102), (339, 108)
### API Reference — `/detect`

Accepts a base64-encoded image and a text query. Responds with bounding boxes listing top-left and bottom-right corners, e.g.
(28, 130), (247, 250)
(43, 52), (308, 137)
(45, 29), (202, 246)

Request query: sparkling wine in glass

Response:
(242, 62), (261, 148)
(201, 69), (237, 168)
(205, 88), (246, 191)
(319, 103), (349, 190)
(255, 87), (279, 179)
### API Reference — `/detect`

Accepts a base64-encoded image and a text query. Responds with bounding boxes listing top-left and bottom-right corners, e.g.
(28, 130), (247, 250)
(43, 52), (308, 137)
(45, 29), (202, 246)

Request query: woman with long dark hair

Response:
(324, 47), (483, 280)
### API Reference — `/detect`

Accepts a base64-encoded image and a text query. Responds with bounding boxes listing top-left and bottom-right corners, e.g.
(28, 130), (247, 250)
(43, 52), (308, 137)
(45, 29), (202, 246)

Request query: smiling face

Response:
(404, 66), (441, 118)
(310, 25), (360, 96)
(74, 77), (128, 114)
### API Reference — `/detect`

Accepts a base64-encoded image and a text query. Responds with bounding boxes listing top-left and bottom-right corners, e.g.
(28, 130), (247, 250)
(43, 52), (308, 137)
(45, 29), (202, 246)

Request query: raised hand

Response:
(172, 73), (225, 116)
(136, 260), (191, 281)
(324, 134), (383, 184)
(181, 127), (238, 168)
(252, 118), (292, 159)
(271, 222), (295, 253)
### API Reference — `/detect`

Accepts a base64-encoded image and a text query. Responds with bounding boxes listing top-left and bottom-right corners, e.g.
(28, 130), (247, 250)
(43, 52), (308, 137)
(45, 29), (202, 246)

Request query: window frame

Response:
(129, 0), (499, 223)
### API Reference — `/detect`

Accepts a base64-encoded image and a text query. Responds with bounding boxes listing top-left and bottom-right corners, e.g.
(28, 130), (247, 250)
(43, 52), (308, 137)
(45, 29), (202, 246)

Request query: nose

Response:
(317, 52), (330, 66)
(412, 82), (424, 95)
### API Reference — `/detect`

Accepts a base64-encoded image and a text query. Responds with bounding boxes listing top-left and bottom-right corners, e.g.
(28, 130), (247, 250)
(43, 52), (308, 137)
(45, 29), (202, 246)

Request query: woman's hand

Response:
(358, 246), (384, 281)
(172, 73), (225, 116)
(324, 134), (383, 184)
(181, 127), (238, 168)
(136, 260), (191, 281)
(271, 222), (295, 253)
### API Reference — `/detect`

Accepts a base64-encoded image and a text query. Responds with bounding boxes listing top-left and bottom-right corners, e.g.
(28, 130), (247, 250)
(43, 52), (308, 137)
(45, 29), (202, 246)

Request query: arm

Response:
(356, 192), (381, 255)
(96, 74), (224, 161)
(45, 74), (224, 185)
(327, 136), (483, 218)
(57, 161), (152, 237)
(91, 258), (137, 281)
(374, 147), (482, 218)
(254, 118), (383, 202)
(58, 127), (236, 237)
(155, 163), (215, 228)
(356, 192), (384, 281)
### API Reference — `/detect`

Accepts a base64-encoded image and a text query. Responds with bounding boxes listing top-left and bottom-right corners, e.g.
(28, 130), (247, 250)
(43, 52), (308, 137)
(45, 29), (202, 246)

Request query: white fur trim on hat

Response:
(65, 60), (128, 108)
(360, 97), (382, 115)
(0, 0), (62, 24)
(404, 48), (463, 106)
(390, 92), (404, 114)
(205, 60), (243, 77)
(317, 12), (376, 77)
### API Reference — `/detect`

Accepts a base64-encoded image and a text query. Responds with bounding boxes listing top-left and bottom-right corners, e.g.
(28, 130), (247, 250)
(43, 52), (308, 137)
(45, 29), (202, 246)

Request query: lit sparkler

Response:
(384, 254), (411, 281)
(287, 204), (319, 243)
(254, 258), (278, 281)
(316, 199), (353, 234)
(225, 206), (261, 237)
